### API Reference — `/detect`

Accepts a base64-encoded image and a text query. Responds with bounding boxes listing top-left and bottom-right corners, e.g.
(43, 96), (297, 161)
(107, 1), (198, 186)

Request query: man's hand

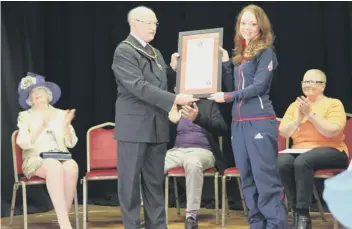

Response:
(168, 104), (181, 123)
(174, 94), (198, 105)
(219, 47), (229, 62)
(208, 92), (225, 103)
(170, 53), (180, 71)
(181, 103), (199, 121)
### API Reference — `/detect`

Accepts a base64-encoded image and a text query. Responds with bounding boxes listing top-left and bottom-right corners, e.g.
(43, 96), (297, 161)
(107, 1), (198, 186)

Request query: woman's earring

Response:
(26, 98), (32, 106)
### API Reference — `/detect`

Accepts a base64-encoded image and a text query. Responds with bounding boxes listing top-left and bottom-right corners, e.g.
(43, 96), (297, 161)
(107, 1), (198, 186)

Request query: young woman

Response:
(209, 5), (288, 229)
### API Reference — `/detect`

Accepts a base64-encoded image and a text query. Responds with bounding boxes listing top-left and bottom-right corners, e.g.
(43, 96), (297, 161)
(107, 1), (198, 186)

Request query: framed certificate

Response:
(175, 28), (223, 98)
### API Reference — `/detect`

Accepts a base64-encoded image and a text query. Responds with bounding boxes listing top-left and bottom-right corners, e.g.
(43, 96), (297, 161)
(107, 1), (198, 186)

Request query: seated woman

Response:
(16, 72), (78, 229)
(277, 69), (349, 229)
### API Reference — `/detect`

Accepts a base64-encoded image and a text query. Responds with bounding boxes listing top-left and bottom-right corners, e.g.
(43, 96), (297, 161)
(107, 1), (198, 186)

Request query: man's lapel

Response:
(126, 35), (154, 60)
(124, 35), (164, 82)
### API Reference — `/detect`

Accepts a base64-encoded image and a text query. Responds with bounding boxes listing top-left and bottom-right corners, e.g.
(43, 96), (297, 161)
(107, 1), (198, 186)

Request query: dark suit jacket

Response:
(111, 35), (176, 143)
(168, 99), (228, 173)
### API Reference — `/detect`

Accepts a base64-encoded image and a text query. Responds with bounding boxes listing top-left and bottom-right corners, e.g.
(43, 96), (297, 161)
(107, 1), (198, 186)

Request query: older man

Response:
(111, 6), (197, 229)
(166, 99), (227, 229)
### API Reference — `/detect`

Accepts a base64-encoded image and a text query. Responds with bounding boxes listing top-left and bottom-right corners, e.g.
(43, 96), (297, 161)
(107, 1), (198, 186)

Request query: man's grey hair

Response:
(127, 6), (154, 25)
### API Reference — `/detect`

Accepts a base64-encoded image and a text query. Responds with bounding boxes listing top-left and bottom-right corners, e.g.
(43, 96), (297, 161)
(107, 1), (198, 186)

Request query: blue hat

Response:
(17, 72), (61, 110)
(323, 169), (352, 228)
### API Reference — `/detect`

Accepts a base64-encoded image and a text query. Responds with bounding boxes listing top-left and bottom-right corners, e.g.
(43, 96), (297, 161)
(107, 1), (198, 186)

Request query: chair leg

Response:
(313, 184), (326, 222)
(74, 191), (79, 229)
(173, 177), (180, 216)
(83, 177), (88, 229)
(225, 193), (230, 216)
(21, 182), (28, 229)
(214, 173), (219, 225)
(140, 175), (143, 207)
(221, 175), (227, 227)
(333, 218), (339, 229)
(9, 184), (18, 227)
(86, 180), (89, 222)
(165, 176), (169, 224)
(140, 186), (144, 207)
(237, 177), (248, 216)
(284, 193), (289, 213)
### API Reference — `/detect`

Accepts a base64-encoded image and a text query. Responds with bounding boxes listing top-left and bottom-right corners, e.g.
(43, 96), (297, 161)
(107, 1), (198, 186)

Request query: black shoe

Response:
(297, 215), (312, 229)
(291, 210), (299, 229)
(185, 217), (198, 229)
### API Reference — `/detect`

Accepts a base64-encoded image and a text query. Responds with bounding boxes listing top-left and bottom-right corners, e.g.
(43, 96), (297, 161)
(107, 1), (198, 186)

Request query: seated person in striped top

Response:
(165, 99), (227, 229)
(277, 69), (349, 229)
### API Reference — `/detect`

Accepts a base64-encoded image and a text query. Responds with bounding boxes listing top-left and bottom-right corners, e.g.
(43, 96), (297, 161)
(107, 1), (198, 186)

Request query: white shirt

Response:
(130, 32), (147, 47)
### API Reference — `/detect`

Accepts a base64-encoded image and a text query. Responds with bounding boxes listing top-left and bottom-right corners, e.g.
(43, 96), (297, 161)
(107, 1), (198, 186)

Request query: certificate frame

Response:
(175, 27), (223, 98)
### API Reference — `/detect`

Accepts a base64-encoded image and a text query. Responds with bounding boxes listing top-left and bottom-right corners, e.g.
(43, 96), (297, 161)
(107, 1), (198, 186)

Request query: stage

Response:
(1, 205), (339, 229)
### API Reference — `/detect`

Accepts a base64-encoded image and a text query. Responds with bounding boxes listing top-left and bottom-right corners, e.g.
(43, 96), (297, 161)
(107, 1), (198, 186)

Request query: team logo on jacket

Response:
(268, 60), (273, 72)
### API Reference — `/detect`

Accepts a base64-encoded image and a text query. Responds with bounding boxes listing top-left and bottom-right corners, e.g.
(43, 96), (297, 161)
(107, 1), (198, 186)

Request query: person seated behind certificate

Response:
(277, 69), (349, 229)
(165, 99), (227, 229)
(16, 73), (78, 229)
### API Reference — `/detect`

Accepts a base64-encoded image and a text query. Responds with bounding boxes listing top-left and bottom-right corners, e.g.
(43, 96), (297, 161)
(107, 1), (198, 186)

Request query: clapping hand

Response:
(296, 96), (312, 116)
(181, 103), (199, 121)
(41, 111), (53, 130)
(168, 104), (182, 123)
(63, 109), (76, 127)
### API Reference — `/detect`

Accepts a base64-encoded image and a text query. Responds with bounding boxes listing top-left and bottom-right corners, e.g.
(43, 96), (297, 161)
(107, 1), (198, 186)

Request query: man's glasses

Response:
(135, 19), (159, 27)
(301, 80), (326, 85)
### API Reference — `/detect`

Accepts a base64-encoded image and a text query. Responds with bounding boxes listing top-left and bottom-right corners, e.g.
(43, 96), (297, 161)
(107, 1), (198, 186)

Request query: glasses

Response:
(135, 19), (159, 27)
(301, 80), (326, 85)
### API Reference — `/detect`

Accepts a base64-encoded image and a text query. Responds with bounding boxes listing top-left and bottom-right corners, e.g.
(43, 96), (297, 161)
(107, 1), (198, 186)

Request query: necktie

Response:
(145, 45), (153, 55)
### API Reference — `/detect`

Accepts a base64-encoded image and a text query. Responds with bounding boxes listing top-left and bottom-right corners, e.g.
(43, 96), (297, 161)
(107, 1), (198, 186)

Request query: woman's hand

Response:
(295, 106), (304, 123)
(208, 92), (225, 103)
(63, 109), (76, 127)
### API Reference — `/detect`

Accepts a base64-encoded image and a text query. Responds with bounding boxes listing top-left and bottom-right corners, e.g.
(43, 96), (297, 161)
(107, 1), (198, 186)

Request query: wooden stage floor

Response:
(1, 205), (340, 229)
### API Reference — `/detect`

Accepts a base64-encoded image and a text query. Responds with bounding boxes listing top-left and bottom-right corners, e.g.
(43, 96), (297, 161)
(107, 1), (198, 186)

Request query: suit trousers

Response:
(117, 141), (167, 229)
(164, 147), (215, 211)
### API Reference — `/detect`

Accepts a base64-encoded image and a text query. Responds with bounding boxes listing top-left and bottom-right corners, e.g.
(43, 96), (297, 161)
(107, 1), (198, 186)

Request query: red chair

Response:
(312, 113), (352, 226)
(81, 122), (117, 229)
(221, 118), (288, 227)
(9, 130), (79, 229)
(164, 139), (221, 224)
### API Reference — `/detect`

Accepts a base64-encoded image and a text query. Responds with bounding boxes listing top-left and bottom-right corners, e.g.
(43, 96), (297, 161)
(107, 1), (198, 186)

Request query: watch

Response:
(308, 112), (316, 120)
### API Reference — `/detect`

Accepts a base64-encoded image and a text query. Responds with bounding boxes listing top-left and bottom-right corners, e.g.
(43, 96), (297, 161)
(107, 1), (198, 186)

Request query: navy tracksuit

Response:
(223, 47), (288, 229)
